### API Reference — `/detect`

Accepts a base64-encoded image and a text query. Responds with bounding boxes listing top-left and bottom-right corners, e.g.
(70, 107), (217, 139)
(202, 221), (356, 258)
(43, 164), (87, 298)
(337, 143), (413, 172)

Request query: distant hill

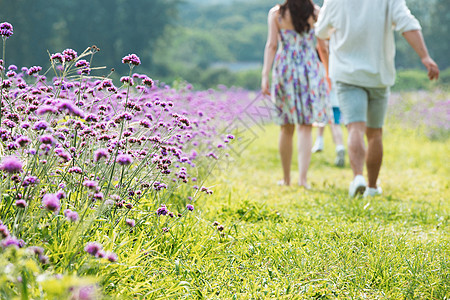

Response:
(187, 0), (324, 7)
(188, 0), (234, 4)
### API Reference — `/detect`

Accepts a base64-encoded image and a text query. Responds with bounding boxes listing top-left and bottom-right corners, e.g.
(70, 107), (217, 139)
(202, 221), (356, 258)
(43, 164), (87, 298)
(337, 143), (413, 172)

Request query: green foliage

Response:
(392, 68), (449, 92)
(153, 0), (448, 90)
(438, 67), (450, 87)
(1, 88), (448, 298)
(1, 0), (447, 90)
(0, 247), (97, 299)
(393, 69), (433, 91)
(235, 69), (262, 91)
(0, 0), (180, 72)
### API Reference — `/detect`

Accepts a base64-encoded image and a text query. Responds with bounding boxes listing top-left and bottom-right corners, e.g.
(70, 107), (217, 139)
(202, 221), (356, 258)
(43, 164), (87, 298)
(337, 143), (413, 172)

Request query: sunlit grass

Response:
(107, 122), (449, 299)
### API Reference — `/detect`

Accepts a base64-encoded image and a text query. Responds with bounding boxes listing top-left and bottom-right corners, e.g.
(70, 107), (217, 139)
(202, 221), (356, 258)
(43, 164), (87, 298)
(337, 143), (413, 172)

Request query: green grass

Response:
(108, 123), (449, 299)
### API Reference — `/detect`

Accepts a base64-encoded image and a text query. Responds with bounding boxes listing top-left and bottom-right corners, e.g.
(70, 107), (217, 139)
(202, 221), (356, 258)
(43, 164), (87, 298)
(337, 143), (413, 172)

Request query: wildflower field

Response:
(0, 22), (449, 299)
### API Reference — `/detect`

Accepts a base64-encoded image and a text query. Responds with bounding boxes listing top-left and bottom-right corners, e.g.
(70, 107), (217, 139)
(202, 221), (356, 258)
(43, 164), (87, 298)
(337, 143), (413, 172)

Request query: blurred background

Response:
(0, 0), (448, 90)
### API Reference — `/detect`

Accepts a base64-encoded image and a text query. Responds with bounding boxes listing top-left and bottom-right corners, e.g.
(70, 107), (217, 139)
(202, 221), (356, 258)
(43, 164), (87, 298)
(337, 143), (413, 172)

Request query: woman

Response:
(261, 0), (332, 187)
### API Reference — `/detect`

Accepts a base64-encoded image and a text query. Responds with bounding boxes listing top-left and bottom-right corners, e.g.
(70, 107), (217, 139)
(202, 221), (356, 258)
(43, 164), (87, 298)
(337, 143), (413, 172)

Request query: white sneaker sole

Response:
(355, 185), (366, 196)
(349, 185), (366, 197)
(335, 149), (345, 167)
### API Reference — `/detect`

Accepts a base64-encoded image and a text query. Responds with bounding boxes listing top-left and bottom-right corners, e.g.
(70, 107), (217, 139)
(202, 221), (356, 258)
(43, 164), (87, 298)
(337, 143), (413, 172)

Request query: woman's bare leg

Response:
(279, 124), (295, 185)
(297, 124), (312, 187)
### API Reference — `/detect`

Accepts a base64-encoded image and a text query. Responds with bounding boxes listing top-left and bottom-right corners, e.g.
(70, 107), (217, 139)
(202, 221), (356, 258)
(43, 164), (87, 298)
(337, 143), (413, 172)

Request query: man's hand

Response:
(421, 56), (439, 80)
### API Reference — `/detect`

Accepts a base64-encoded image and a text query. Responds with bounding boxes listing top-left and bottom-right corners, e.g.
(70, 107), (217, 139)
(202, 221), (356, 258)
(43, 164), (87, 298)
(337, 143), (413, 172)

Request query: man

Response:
(315, 0), (439, 197)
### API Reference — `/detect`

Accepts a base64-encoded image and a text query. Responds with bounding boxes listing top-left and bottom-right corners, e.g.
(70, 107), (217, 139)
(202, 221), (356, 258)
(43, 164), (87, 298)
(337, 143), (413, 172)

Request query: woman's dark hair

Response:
(279, 0), (315, 34)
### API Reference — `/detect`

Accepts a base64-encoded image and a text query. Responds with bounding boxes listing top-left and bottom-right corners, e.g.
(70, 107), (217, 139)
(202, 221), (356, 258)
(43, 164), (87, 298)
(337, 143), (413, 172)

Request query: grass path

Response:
(135, 124), (449, 299)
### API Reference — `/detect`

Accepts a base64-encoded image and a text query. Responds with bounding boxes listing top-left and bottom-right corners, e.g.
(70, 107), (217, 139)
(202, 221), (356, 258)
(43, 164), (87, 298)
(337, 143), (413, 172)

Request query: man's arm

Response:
(402, 30), (439, 80)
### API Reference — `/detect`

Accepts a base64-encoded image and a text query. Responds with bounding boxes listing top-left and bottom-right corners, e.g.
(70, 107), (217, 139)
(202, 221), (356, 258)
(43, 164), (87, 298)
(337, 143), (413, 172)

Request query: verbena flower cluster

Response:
(0, 22), (258, 298)
(0, 22), (13, 38)
(388, 90), (450, 140)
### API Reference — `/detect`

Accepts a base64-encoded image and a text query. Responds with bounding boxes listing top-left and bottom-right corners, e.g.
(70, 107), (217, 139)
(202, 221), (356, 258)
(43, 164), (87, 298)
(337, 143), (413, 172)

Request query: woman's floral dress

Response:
(271, 28), (333, 125)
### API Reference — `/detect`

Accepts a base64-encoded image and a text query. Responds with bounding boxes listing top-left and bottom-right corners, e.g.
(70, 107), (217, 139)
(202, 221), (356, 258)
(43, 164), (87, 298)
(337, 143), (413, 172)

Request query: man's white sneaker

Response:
(335, 148), (345, 167)
(348, 175), (366, 197)
(312, 139), (324, 153)
(363, 186), (382, 198)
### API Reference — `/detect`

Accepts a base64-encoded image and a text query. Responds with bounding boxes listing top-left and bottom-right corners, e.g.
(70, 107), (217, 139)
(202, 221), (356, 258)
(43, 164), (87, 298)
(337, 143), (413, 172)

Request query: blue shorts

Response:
(332, 107), (341, 125)
(336, 82), (390, 128)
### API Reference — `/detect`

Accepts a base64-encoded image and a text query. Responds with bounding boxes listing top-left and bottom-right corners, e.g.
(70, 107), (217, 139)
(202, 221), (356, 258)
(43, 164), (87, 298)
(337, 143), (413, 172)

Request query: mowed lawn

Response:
(151, 122), (449, 299)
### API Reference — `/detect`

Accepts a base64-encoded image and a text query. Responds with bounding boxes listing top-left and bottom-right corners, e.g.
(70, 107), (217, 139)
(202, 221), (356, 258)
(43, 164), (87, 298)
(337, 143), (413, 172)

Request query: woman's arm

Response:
(261, 7), (280, 96)
(314, 5), (331, 89)
(317, 38), (329, 75)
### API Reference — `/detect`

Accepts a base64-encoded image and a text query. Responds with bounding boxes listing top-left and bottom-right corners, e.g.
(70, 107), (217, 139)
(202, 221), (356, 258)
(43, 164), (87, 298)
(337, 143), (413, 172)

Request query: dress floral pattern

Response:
(271, 28), (333, 125)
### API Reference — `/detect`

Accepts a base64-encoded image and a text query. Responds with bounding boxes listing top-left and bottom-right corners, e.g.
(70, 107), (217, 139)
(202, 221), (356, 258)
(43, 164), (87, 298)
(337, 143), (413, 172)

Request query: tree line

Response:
(0, 0), (448, 89)
(0, 0), (180, 74)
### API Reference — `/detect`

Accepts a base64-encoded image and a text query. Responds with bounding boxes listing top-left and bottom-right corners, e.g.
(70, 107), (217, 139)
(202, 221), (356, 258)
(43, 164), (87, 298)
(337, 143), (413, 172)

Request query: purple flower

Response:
(22, 176), (39, 187)
(39, 135), (54, 145)
(84, 242), (102, 256)
(1, 79), (12, 89)
(27, 66), (42, 76)
(21, 122), (30, 129)
(93, 192), (104, 201)
(68, 166), (82, 174)
(64, 209), (79, 222)
(57, 101), (85, 118)
(56, 150), (71, 162)
(0, 22), (13, 38)
(39, 255), (49, 264)
(1, 236), (22, 248)
(50, 53), (64, 63)
(0, 224), (10, 238)
(122, 54), (141, 66)
(85, 114), (99, 122)
(156, 204), (168, 216)
(28, 246), (44, 256)
(16, 136), (31, 147)
(142, 76), (153, 87)
(36, 105), (57, 115)
(78, 285), (98, 300)
(120, 76), (134, 86)
(83, 180), (98, 191)
(15, 200), (28, 208)
(94, 148), (109, 162)
(125, 219), (135, 227)
(106, 252), (118, 262)
(186, 204), (194, 211)
(116, 154), (133, 166)
(7, 142), (18, 151)
(208, 152), (218, 160)
(0, 156), (23, 174)
(56, 190), (66, 200)
(33, 121), (49, 131)
(75, 60), (89, 68)
(62, 48), (77, 62)
(42, 193), (60, 213)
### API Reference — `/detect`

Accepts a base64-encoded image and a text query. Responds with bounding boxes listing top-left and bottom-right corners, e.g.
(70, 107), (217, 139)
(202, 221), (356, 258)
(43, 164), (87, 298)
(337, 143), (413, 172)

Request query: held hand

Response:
(422, 56), (439, 80)
(261, 77), (271, 96)
(326, 76), (332, 93)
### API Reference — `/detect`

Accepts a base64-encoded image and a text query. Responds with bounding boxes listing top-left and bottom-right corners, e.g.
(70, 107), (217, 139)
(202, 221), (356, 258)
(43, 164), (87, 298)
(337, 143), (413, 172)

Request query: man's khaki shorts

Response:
(336, 82), (390, 129)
